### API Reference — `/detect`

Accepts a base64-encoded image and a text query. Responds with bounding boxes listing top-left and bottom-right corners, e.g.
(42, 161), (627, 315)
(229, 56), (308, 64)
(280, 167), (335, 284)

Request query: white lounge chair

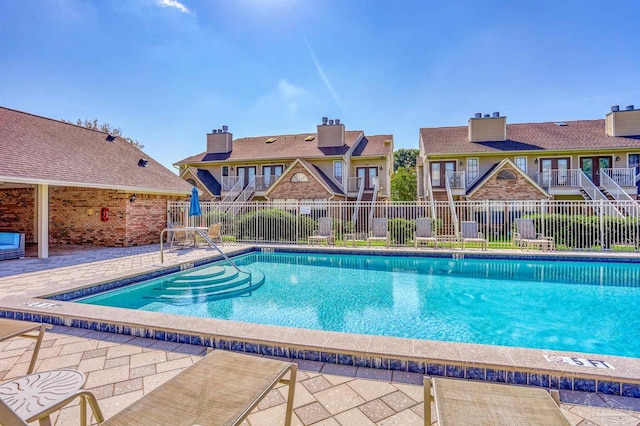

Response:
(460, 221), (487, 250)
(514, 218), (555, 251)
(414, 217), (438, 249)
(367, 218), (390, 248)
(308, 217), (335, 246)
(424, 377), (569, 425)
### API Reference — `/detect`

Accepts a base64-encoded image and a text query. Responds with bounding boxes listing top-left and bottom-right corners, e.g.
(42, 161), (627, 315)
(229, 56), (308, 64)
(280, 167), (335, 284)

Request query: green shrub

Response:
(234, 209), (316, 242)
(388, 218), (415, 245)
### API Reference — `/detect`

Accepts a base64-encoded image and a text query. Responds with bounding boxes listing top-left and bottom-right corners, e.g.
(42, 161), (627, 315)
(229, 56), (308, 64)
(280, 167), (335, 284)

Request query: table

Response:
(0, 319), (52, 373)
(436, 235), (458, 249)
(102, 350), (297, 426)
(343, 233), (357, 247)
(425, 377), (569, 426)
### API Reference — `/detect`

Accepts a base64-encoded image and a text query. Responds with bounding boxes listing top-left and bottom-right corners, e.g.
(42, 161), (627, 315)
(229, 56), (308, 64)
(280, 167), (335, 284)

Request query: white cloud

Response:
(278, 79), (305, 101)
(157, 0), (190, 13)
(304, 38), (344, 111)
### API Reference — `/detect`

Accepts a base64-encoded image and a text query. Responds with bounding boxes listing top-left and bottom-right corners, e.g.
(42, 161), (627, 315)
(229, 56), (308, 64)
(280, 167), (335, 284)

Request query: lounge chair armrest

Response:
(478, 232), (484, 239)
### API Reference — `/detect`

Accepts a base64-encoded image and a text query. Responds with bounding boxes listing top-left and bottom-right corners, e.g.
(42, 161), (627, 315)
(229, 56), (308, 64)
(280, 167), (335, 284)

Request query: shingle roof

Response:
(0, 106), (192, 194)
(420, 119), (640, 155)
(195, 168), (221, 196)
(175, 131), (392, 165)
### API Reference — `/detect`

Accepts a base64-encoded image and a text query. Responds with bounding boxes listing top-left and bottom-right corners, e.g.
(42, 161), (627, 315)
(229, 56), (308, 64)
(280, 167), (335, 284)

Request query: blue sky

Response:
(1, 0), (639, 172)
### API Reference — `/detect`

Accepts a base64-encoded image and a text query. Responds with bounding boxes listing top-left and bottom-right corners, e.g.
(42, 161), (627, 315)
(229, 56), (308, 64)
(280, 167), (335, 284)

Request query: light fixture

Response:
(534, 159), (538, 164)
(458, 160), (463, 166)
(615, 156), (620, 162)
(230, 166), (234, 171)
(130, 194), (137, 203)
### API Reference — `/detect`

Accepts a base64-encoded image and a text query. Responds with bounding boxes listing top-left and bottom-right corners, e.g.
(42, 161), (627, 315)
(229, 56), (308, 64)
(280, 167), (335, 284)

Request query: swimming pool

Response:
(78, 251), (640, 358)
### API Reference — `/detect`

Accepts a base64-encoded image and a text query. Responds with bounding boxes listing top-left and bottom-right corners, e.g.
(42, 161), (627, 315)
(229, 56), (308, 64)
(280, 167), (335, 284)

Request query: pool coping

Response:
(2, 245), (640, 398)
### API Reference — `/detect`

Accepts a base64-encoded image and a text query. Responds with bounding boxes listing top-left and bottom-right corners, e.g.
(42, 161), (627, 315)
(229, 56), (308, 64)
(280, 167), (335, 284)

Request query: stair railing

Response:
(578, 170), (623, 217)
(445, 171), (459, 238)
(351, 177), (365, 224)
(601, 171), (640, 217)
(367, 176), (380, 230)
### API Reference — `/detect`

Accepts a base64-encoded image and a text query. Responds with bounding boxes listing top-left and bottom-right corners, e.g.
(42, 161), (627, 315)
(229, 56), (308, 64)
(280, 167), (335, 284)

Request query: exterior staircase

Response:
(145, 265), (265, 305)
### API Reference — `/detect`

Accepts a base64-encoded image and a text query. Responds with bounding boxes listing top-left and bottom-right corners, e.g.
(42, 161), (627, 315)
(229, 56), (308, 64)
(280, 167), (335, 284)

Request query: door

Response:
(430, 161), (456, 188)
(236, 166), (256, 188)
(262, 165), (283, 189)
(540, 158), (569, 187)
(580, 156), (611, 186)
(356, 167), (378, 190)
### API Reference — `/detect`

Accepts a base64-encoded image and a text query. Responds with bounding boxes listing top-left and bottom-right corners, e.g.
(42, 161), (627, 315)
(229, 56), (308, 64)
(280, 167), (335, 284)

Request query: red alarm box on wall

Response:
(100, 207), (109, 221)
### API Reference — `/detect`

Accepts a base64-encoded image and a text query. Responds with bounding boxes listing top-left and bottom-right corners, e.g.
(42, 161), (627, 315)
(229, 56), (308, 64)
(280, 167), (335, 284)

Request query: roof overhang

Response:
(0, 175), (191, 196)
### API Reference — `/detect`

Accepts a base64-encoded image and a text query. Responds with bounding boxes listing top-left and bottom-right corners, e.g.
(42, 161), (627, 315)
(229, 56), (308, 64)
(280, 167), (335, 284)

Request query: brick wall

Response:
(267, 163), (333, 200)
(49, 187), (186, 247)
(467, 165), (548, 201)
(0, 188), (35, 242)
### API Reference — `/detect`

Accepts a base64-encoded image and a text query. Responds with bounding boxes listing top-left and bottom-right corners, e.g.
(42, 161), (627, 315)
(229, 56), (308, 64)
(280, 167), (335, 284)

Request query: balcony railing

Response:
(223, 175), (279, 192)
(446, 171), (466, 189)
(602, 168), (637, 187)
(347, 177), (362, 192)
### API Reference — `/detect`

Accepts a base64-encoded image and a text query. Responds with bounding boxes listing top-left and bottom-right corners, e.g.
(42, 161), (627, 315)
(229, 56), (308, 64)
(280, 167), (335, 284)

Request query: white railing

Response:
(226, 177), (256, 216)
(537, 169), (582, 188)
(577, 170), (623, 218)
(444, 172), (459, 237)
(425, 169), (437, 220)
(167, 199), (640, 252)
(347, 177), (362, 193)
(601, 172), (640, 217)
(219, 177), (243, 205)
(602, 168), (637, 187)
(351, 178), (365, 224)
(447, 171), (466, 189)
(222, 176), (241, 191)
(368, 176), (380, 230)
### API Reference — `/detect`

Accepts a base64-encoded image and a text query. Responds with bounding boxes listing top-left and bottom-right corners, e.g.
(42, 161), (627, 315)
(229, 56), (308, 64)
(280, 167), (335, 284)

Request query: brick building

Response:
(0, 107), (192, 257)
(174, 118), (394, 204)
(417, 106), (640, 202)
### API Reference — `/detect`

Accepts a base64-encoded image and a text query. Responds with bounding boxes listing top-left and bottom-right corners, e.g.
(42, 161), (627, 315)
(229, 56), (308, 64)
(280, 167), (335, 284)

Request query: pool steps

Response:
(145, 266), (265, 304)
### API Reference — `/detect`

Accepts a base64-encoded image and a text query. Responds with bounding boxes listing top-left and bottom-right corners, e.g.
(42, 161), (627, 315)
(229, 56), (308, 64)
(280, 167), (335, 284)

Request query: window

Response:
(186, 178), (196, 187)
(263, 165), (283, 185)
(497, 170), (517, 180)
(515, 157), (527, 173)
(222, 166), (229, 177)
(291, 173), (308, 182)
(467, 158), (479, 183)
(333, 161), (343, 185)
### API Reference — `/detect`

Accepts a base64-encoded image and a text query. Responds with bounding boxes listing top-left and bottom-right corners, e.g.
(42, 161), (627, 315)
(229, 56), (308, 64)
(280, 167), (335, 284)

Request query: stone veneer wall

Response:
(0, 188), (35, 242)
(268, 163), (337, 200)
(467, 166), (548, 201)
(49, 187), (186, 247)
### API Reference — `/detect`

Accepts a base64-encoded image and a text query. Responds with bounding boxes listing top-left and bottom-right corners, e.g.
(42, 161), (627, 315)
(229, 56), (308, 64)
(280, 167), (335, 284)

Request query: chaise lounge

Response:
(1, 349), (297, 426)
(513, 218), (555, 251)
(424, 377), (570, 425)
(0, 232), (25, 260)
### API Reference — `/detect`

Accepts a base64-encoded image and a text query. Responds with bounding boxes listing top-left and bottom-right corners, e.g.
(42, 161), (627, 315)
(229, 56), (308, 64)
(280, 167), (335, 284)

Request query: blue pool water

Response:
(78, 252), (640, 357)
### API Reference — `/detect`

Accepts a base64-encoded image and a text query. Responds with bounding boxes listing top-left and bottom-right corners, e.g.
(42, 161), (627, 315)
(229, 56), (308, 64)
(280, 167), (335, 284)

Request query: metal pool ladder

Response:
(159, 227), (242, 273)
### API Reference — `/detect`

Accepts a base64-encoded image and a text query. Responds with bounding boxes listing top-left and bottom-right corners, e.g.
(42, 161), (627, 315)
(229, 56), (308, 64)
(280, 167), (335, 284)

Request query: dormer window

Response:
(291, 173), (308, 183)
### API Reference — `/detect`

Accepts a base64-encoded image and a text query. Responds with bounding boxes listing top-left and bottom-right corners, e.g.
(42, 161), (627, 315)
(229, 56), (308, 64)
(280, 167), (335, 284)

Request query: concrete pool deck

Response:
(2, 244), (640, 424)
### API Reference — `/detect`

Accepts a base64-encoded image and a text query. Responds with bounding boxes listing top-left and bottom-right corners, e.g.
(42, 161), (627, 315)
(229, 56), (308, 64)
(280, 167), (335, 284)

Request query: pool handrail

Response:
(159, 227), (242, 273)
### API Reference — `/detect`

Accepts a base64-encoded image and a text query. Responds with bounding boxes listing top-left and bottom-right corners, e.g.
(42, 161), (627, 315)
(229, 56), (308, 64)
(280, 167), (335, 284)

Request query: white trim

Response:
(333, 160), (344, 186)
(466, 157), (480, 182)
(0, 175), (191, 195)
(514, 156), (528, 173)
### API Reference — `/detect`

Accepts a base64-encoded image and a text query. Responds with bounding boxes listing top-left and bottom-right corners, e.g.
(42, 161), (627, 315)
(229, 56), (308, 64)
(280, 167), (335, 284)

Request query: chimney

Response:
(468, 112), (506, 142)
(317, 117), (345, 148)
(606, 104), (640, 137)
(206, 126), (233, 153)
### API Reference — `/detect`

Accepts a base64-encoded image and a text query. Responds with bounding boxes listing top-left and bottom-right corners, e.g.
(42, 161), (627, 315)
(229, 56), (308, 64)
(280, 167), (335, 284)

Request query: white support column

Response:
(37, 184), (49, 258)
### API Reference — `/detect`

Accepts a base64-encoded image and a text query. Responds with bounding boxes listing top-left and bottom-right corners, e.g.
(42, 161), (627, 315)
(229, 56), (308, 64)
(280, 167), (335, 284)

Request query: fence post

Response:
(541, 199), (546, 238)
(599, 199), (605, 251)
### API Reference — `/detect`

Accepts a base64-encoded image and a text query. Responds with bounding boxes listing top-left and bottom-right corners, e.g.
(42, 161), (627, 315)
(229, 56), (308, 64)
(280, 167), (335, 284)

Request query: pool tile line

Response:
(3, 308), (640, 399)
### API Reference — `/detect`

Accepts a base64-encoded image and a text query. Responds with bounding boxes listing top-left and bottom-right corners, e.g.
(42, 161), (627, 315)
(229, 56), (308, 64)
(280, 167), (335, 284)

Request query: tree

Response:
(391, 166), (418, 201)
(394, 148), (420, 171)
(64, 118), (144, 150)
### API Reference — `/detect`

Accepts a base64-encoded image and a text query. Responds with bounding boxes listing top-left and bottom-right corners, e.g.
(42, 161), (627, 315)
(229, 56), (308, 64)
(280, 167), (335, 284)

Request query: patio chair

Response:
(414, 217), (438, 249)
(0, 319), (51, 374)
(0, 350), (297, 426)
(0, 369), (103, 426)
(424, 377), (569, 425)
(367, 218), (390, 248)
(459, 221), (487, 250)
(207, 223), (224, 246)
(308, 217), (335, 246)
(168, 222), (188, 250)
(514, 218), (555, 251)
